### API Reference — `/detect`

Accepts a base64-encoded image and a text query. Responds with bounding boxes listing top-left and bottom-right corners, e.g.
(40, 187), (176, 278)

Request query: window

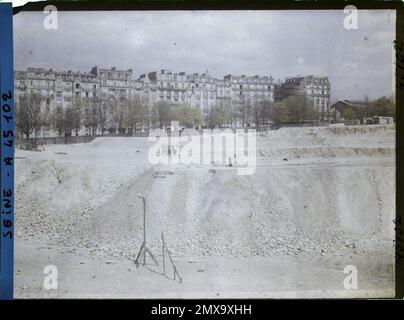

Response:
(76, 83), (80, 89)
(56, 91), (62, 97)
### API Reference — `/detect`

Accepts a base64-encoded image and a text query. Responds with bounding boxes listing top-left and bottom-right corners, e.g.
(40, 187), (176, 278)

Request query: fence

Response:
(15, 135), (97, 146)
(15, 132), (151, 146)
(15, 123), (339, 146)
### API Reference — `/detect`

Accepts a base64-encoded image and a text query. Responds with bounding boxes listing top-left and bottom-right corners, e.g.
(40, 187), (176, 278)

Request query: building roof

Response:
(331, 100), (360, 112)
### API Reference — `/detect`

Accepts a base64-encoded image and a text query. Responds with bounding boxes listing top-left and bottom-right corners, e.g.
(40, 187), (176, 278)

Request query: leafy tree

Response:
(340, 107), (358, 120)
(286, 95), (317, 123)
(347, 96), (395, 120)
(191, 107), (203, 128)
(173, 104), (203, 128)
(172, 104), (194, 127)
(370, 96), (395, 118)
(271, 95), (318, 124)
(271, 100), (289, 124)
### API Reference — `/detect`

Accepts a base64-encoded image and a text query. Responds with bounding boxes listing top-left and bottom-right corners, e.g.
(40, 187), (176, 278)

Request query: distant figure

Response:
(228, 157), (233, 167)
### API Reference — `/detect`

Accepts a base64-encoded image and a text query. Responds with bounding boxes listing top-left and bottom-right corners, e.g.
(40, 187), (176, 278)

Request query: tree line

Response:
(15, 91), (396, 140)
(15, 93), (150, 139)
(15, 93), (275, 139)
(330, 96), (395, 121)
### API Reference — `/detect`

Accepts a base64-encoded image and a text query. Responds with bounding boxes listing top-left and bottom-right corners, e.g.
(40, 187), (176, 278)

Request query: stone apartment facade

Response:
(223, 74), (274, 108)
(15, 68), (99, 112)
(14, 66), (330, 137)
(136, 70), (222, 117)
(274, 75), (331, 119)
(90, 66), (134, 100)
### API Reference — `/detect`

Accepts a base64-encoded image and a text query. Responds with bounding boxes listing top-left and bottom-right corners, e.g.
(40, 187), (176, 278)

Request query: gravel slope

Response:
(15, 125), (395, 262)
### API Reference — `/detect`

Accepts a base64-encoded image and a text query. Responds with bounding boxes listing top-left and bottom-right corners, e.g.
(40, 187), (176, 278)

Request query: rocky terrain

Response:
(14, 125), (396, 298)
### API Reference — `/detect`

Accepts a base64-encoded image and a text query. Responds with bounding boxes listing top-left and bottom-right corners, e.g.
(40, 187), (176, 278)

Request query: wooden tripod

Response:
(135, 195), (158, 267)
(162, 232), (182, 283)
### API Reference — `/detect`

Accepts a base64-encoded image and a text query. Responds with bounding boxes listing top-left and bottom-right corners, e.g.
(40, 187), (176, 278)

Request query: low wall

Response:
(15, 132), (150, 146)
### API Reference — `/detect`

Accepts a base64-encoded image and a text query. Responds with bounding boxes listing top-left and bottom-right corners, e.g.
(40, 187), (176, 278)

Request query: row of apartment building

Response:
(14, 66), (331, 135)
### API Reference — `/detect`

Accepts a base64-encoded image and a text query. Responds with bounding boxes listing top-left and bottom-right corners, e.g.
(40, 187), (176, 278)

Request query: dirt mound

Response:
(59, 162), (393, 260)
(15, 125), (395, 260)
(267, 124), (395, 138)
(258, 146), (394, 159)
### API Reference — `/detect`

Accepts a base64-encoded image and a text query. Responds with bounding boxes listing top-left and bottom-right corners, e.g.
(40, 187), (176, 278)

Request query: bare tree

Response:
(259, 100), (272, 127)
(53, 106), (66, 136)
(153, 100), (172, 129)
(15, 92), (42, 141)
(236, 100), (246, 128)
(124, 96), (144, 134)
(206, 104), (225, 129)
(65, 98), (82, 136)
(251, 100), (272, 131)
(84, 96), (100, 135)
(41, 98), (53, 138)
(98, 100), (108, 136)
(111, 97), (127, 134)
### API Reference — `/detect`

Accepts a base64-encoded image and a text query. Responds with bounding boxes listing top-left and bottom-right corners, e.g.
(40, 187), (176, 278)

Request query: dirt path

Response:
(14, 239), (394, 298)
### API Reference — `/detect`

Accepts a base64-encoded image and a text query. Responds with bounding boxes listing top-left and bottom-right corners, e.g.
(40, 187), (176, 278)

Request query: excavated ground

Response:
(14, 125), (395, 298)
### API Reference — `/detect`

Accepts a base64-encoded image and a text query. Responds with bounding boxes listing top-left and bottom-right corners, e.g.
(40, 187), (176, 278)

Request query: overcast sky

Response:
(13, 10), (395, 101)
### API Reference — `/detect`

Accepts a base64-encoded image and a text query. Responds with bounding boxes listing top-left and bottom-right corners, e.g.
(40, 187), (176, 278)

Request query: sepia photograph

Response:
(10, 7), (396, 298)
